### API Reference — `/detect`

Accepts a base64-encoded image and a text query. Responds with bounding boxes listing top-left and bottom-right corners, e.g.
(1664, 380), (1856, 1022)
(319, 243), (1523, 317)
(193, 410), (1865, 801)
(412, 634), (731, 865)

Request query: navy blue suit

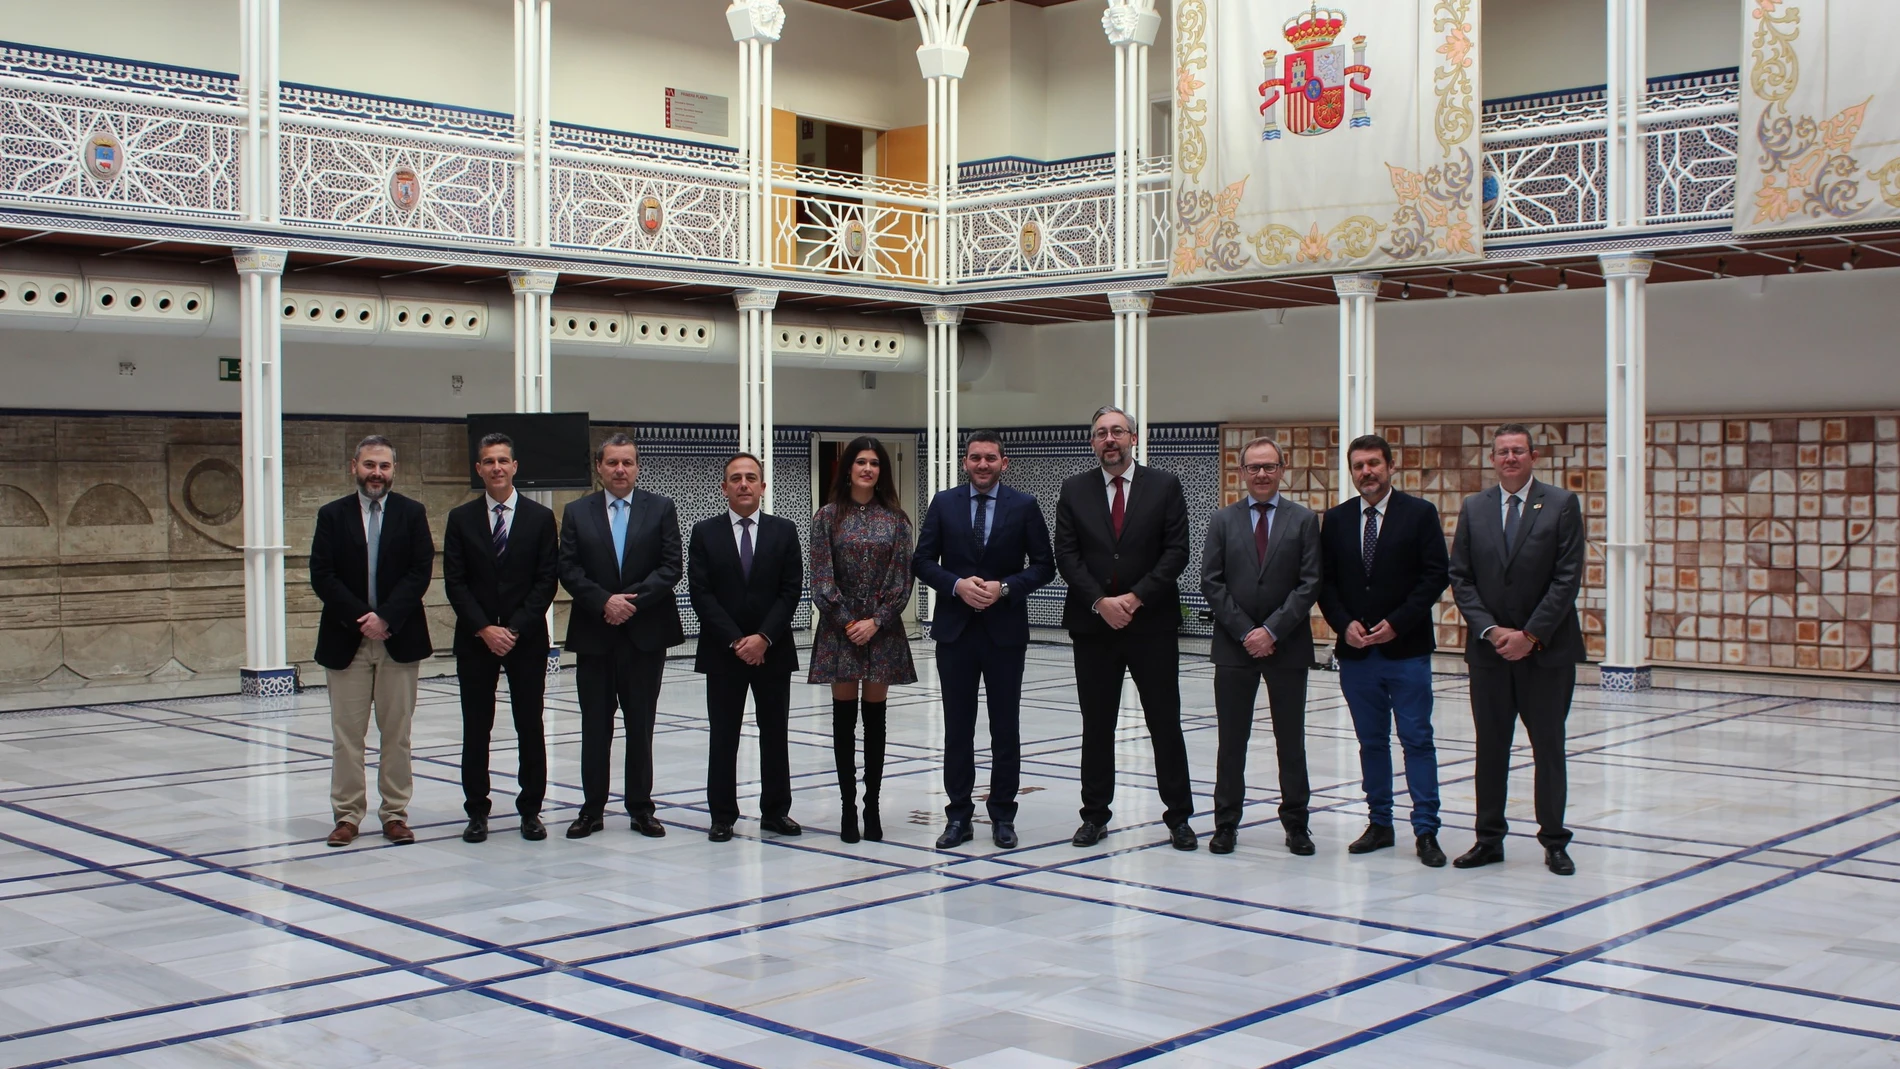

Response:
(913, 482), (1055, 824)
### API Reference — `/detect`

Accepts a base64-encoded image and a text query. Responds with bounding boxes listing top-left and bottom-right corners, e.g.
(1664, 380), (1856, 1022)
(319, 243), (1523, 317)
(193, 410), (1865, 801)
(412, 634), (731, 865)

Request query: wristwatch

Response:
(999, 583), (1012, 599)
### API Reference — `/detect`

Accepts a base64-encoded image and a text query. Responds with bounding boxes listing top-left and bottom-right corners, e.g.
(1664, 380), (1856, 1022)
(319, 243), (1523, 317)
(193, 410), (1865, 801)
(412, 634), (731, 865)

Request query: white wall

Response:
(1486, 0), (1741, 101)
(0, 0), (236, 71)
(280, 0), (514, 111)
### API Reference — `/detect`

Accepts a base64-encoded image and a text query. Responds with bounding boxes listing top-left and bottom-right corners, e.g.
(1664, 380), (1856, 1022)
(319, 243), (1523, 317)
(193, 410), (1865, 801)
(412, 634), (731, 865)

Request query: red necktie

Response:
(1110, 475), (1126, 538)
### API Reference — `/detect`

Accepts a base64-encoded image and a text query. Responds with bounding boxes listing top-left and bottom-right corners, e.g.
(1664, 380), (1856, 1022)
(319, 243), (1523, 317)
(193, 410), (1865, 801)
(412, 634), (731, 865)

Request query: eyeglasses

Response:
(1092, 427), (1133, 441)
(1492, 447), (1532, 458)
(1242, 463), (1283, 475)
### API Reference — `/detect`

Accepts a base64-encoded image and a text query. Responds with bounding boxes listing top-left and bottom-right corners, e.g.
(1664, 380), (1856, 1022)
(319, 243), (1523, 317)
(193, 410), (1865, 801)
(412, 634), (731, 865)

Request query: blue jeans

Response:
(1339, 649), (1439, 836)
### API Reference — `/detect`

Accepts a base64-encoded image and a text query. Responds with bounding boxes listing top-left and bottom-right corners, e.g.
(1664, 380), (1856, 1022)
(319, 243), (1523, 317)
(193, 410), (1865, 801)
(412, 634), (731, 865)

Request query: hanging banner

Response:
(1735, 0), (1900, 233)
(1170, 0), (1483, 283)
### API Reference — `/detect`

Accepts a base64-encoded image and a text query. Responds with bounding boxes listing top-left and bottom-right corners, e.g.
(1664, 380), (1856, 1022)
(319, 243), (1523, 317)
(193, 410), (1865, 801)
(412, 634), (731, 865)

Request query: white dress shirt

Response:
(1360, 491), (1387, 545)
(1499, 478), (1536, 529)
(357, 491), (384, 538)
(1101, 465), (1134, 512)
(728, 507), (763, 553)
(484, 490), (519, 541)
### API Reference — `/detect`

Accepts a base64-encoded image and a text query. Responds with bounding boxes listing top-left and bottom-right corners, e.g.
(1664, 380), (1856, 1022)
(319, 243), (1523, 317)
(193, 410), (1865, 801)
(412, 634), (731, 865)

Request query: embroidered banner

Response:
(1170, 0), (1482, 283)
(1736, 0), (1900, 233)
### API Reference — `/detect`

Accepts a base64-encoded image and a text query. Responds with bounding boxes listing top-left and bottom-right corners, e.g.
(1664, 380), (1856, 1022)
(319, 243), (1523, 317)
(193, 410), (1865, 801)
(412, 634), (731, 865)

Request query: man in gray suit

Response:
(1448, 423), (1586, 876)
(1200, 436), (1322, 856)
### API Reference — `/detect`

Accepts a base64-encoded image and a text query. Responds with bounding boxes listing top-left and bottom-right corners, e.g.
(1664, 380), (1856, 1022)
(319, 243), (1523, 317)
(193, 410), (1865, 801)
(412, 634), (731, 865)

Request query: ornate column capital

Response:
(726, 0), (785, 43)
(1107, 290), (1154, 315)
(508, 270), (559, 296)
(1598, 253), (1655, 280)
(1332, 273), (1384, 299)
(1101, 3), (1161, 47)
(232, 247), (288, 276)
(916, 44), (970, 80)
(736, 289), (780, 311)
(921, 306), (964, 327)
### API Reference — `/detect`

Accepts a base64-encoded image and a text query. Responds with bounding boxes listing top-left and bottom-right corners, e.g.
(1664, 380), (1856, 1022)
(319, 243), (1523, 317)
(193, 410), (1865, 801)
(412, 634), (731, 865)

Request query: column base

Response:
(1599, 664), (1653, 692)
(240, 667), (300, 699)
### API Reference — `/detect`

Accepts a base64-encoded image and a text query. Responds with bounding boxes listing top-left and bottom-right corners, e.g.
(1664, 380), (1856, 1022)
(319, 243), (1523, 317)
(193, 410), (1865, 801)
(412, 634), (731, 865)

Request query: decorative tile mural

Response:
(1220, 414), (1900, 675)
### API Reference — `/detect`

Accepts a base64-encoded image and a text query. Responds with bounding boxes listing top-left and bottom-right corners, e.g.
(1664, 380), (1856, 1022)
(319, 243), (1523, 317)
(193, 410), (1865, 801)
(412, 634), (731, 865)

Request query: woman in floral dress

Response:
(809, 436), (916, 843)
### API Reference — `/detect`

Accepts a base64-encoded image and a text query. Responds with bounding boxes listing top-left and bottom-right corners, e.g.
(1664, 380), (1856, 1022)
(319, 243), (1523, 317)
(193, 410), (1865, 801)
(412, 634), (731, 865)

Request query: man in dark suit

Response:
(913, 430), (1056, 850)
(1200, 436), (1321, 857)
(308, 434), (434, 848)
(443, 432), (559, 844)
(1054, 404), (1197, 851)
(1448, 422), (1586, 876)
(1319, 434), (1451, 868)
(558, 432), (685, 840)
(687, 452), (805, 843)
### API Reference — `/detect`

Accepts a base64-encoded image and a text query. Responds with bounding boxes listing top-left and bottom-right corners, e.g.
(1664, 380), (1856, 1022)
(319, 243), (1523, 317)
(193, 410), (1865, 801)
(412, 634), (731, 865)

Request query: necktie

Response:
(365, 498), (382, 610)
(1253, 500), (1272, 563)
(491, 502), (509, 558)
(1503, 493), (1522, 556)
(1110, 475), (1126, 538)
(738, 516), (754, 579)
(972, 492), (991, 552)
(610, 498), (628, 571)
(1362, 506), (1379, 574)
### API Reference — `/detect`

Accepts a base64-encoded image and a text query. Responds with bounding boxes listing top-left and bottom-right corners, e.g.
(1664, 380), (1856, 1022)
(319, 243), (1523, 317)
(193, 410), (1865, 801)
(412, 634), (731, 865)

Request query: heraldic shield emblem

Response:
(83, 132), (122, 180)
(1258, 3), (1372, 141)
(388, 166), (422, 212)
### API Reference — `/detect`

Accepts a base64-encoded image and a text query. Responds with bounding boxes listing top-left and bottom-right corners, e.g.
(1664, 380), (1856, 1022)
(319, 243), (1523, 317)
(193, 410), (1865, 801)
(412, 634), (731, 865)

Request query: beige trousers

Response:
(326, 639), (420, 826)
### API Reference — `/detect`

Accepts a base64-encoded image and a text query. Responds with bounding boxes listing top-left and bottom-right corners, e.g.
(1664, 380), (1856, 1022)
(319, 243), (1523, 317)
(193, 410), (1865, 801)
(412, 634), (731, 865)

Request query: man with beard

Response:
(309, 435), (436, 847)
(1053, 405), (1196, 851)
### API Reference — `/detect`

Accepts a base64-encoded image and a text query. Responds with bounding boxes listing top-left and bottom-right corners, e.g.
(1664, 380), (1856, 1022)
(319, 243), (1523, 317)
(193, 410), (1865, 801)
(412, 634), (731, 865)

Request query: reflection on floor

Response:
(1, 645), (1898, 1068)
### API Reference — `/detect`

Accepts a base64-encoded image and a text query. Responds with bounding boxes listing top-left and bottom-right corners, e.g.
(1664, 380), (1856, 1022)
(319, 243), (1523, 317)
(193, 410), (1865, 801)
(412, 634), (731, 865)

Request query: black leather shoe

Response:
(520, 815), (546, 841)
(1072, 821), (1107, 847)
(1453, 842), (1506, 869)
(566, 812), (604, 839)
(1285, 830), (1316, 856)
(1348, 823), (1396, 854)
(992, 822), (1018, 849)
(1170, 824), (1199, 851)
(759, 815), (802, 836)
(1209, 827), (1238, 855)
(1416, 834), (1447, 868)
(631, 813), (666, 838)
(1545, 847), (1576, 876)
(936, 820), (973, 848)
(461, 817), (488, 844)
(708, 822), (734, 843)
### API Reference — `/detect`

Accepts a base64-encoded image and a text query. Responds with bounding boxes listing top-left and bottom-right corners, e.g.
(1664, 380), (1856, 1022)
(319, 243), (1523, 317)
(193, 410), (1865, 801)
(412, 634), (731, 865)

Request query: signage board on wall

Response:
(664, 88), (728, 137)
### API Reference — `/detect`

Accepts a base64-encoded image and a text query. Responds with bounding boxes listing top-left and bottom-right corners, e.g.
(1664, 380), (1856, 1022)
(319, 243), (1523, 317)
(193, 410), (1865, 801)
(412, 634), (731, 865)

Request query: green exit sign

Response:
(218, 357), (241, 382)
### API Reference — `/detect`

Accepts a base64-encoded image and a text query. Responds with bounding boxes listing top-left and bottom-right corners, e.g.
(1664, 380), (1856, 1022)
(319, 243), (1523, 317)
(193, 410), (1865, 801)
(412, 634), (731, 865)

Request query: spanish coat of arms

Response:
(1257, 3), (1372, 140)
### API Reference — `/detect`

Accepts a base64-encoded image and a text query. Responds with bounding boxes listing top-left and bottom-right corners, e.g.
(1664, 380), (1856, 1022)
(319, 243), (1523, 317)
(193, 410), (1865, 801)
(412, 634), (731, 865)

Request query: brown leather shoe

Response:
(382, 819), (416, 844)
(326, 821), (358, 847)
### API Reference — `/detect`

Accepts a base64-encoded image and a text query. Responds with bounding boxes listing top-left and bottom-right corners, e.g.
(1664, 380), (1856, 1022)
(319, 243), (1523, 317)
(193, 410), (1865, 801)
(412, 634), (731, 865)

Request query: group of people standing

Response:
(307, 404), (1584, 876)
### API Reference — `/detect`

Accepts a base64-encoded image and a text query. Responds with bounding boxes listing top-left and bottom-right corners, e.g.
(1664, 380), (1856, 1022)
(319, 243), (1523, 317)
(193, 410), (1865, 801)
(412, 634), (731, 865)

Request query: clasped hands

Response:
(355, 611), (390, 641)
(844, 619), (880, 646)
(1487, 626), (1538, 662)
(1095, 592), (1142, 630)
(602, 593), (639, 625)
(955, 576), (1004, 610)
(478, 625), (516, 657)
(730, 634), (768, 666)
(1343, 619), (1398, 649)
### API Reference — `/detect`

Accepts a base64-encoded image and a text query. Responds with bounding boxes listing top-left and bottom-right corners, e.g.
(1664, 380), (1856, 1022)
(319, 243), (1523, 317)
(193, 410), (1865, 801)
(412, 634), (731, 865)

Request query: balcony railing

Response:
(0, 44), (1742, 287)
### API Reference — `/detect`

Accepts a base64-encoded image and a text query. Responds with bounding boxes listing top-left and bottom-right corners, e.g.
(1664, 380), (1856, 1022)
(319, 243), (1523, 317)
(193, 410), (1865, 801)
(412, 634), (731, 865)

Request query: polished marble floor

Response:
(2, 645), (1899, 1068)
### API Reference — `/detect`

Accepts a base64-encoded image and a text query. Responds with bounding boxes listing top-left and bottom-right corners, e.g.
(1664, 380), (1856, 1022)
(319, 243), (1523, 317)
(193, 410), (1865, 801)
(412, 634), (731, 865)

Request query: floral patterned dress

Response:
(807, 501), (917, 685)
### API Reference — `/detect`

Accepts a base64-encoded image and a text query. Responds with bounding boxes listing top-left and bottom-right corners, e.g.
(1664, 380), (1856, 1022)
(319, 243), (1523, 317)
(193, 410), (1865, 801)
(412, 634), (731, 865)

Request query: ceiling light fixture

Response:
(1844, 248), (1859, 270)
(1499, 273), (1513, 294)
(1713, 258), (1726, 280)
(1400, 282), (1411, 299)
(1788, 253), (1804, 273)
(1446, 279), (1457, 297)
(1556, 269), (1569, 290)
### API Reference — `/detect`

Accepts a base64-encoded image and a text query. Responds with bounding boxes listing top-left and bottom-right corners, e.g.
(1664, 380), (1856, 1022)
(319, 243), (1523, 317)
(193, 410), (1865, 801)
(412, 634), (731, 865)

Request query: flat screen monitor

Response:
(466, 412), (592, 490)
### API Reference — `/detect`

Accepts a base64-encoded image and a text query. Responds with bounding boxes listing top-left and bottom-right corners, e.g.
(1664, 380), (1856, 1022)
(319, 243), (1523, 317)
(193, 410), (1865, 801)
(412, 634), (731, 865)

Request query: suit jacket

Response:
(1053, 464), (1190, 635)
(912, 483), (1056, 646)
(1200, 495), (1321, 668)
(558, 488), (686, 656)
(687, 511), (803, 675)
(1318, 490), (1450, 662)
(308, 491), (435, 670)
(442, 494), (559, 655)
(1448, 480), (1586, 667)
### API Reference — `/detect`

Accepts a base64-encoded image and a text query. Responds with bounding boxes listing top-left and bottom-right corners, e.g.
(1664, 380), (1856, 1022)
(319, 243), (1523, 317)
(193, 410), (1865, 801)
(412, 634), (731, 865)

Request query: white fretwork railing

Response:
(769, 191), (930, 284)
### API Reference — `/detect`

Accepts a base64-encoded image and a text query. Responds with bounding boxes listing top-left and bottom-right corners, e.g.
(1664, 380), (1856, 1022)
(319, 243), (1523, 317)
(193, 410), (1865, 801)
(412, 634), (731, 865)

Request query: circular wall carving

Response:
(183, 459), (243, 526)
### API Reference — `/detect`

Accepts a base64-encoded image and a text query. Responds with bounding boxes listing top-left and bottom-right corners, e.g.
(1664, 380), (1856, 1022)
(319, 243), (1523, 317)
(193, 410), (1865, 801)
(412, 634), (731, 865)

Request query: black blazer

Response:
(912, 483), (1056, 646)
(687, 510), (803, 675)
(442, 494), (559, 654)
(1200, 495), (1322, 668)
(1318, 490), (1450, 662)
(1053, 464), (1190, 636)
(308, 491), (435, 670)
(558, 489), (686, 656)
(1448, 480), (1586, 667)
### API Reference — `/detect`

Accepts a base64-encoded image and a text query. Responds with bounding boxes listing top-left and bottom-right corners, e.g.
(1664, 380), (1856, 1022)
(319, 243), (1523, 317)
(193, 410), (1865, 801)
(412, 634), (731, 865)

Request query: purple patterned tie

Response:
(738, 516), (754, 579)
(492, 503), (509, 558)
(1362, 505), (1378, 574)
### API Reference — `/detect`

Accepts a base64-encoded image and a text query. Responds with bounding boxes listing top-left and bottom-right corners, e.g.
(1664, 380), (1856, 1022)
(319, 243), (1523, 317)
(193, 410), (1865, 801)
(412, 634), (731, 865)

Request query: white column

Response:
(912, 1), (978, 284)
(509, 271), (558, 413)
(1604, 0), (1647, 229)
(1108, 291), (1153, 463)
(1332, 273), (1381, 503)
(238, 0), (280, 223)
(514, 0), (553, 247)
(1600, 253), (1653, 691)
(728, 2), (785, 269)
(736, 289), (779, 510)
(236, 248), (291, 698)
(1103, 2), (1160, 270)
(922, 306), (964, 502)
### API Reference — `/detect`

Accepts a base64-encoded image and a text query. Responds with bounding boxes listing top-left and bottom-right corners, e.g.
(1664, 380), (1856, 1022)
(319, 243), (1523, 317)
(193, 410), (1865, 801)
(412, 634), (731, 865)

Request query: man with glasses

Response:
(1200, 437), (1321, 856)
(1448, 423), (1586, 875)
(1053, 405), (1197, 851)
